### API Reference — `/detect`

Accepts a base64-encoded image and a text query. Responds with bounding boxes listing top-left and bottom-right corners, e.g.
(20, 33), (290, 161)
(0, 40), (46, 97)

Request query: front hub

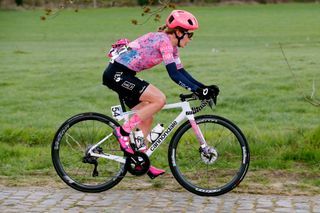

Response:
(200, 147), (218, 164)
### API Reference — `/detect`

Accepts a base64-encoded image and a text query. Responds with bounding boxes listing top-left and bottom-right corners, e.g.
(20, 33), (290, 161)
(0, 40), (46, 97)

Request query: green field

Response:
(0, 3), (319, 194)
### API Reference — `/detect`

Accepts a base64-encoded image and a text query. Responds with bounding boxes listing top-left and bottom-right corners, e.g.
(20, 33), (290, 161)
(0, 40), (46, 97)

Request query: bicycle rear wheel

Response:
(168, 115), (250, 196)
(51, 112), (126, 193)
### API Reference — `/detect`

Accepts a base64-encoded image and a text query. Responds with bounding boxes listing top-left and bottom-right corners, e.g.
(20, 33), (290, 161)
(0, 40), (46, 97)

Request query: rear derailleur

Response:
(83, 145), (103, 177)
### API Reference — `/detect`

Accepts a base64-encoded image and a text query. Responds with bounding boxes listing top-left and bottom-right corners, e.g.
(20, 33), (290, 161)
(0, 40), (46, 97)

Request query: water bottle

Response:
(147, 123), (164, 143)
(134, 129), (146, 151)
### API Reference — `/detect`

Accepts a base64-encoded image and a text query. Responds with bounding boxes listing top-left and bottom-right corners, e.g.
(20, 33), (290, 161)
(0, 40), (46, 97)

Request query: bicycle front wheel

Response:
(51, 112), (126, 193)
(168, 115), (250, 196)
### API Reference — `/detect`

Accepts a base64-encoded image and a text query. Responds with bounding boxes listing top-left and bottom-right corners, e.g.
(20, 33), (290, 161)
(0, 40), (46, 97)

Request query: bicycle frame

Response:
(88, 100), (208, 163)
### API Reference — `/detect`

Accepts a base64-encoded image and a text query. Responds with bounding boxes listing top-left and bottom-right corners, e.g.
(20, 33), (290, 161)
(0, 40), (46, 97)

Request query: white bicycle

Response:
(51, 93), (250, 196)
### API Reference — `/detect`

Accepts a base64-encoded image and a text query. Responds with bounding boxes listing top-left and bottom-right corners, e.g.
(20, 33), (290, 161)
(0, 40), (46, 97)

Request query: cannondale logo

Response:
(203, 88), (208, 95)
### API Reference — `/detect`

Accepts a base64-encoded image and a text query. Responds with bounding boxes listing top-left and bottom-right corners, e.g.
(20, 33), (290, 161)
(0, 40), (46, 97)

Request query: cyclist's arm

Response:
(160, 37), (202, 91)
(178, 68), (205, 88)
(166, 62), (199, 92)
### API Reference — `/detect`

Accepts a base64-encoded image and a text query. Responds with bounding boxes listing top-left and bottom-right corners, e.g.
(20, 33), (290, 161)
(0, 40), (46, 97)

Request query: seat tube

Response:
(188, 115), (207, 149)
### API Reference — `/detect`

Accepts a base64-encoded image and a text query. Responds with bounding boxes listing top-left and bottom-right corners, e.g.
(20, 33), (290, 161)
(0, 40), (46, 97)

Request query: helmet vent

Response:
(168, 15), (174, 24)
(188, 19), (194, 25)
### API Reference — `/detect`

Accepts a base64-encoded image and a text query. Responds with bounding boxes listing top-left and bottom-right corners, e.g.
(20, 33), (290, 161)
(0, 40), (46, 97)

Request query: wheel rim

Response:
(54, 116), (126, 189)
(172, 117), (248, 194)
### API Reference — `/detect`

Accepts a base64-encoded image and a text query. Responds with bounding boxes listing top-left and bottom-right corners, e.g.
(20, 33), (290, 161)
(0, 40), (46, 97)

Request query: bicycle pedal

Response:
(147, 172), (156, 179)
(146, 170), (165, 179)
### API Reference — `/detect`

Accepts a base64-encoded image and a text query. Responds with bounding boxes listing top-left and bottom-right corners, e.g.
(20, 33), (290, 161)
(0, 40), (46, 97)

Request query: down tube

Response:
(145, 111), (186, 157)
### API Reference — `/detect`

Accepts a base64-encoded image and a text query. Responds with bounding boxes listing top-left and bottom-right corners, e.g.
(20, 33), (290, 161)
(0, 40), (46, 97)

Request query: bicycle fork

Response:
(188, 116), (219, 164)
(188, 115), (209, 152)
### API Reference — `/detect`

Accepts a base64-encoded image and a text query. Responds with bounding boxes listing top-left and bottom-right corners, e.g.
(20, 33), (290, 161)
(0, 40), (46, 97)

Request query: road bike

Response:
(51, 93), (250, 196)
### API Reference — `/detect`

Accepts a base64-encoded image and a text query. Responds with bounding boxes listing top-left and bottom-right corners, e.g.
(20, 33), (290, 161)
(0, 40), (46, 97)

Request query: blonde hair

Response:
(158, 25), (186, 34)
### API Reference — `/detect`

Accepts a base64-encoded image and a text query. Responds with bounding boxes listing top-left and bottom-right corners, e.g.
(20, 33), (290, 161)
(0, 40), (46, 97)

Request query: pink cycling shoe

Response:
(113, 127), (134, 154)
(147, 166), (165, 179)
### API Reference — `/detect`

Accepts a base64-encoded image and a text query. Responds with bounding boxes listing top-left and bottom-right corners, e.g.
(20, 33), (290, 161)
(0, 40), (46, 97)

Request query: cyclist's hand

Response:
(207, 84), (220, 96)
(195, 87), (215, 100)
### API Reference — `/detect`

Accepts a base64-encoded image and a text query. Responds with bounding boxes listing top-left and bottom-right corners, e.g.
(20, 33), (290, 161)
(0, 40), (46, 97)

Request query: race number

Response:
(111, 105), (123, 120)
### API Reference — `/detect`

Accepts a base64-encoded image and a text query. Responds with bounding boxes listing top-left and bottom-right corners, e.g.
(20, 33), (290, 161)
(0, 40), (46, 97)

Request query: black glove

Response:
(195, 87), (215, 100)
(207, 84), (220, 96)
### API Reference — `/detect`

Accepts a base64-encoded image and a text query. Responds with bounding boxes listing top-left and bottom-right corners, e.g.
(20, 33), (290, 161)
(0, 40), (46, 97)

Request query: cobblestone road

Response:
(0, 186), (319, 213)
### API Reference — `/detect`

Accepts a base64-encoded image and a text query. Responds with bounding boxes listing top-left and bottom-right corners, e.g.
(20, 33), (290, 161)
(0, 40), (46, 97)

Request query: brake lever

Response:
(208, 99), (214, 109)
(208, 96), (217, 109)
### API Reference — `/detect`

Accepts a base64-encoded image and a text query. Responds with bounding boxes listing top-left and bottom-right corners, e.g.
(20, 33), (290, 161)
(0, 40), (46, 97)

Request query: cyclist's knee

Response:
(157, 93), (166, 108)
(140, 84), (166, 108)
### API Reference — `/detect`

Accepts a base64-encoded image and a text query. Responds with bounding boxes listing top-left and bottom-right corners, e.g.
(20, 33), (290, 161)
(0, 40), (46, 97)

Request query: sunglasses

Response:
(183, 31), (194, 39)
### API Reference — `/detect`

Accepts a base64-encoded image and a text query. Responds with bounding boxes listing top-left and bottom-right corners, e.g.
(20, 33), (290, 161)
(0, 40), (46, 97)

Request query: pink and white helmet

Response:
(166, 10), (199, 31)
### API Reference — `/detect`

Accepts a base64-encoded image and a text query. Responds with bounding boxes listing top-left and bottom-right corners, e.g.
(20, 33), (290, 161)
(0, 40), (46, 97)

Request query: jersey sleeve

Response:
(159, 39), (175, 65)
(159, 37), (184, 71)
(173, 47), (183, 69)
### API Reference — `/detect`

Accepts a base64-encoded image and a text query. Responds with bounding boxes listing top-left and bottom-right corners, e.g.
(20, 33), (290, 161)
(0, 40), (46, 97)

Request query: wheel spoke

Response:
(65, 133), (82, 151)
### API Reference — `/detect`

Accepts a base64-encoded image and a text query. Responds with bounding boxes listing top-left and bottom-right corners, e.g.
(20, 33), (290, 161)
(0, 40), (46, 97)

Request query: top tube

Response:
(116, 92), (214, 119)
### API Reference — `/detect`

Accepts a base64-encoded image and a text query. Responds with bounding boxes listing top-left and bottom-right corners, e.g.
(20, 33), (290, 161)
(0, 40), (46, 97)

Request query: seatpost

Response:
(119, 95), (127, 112)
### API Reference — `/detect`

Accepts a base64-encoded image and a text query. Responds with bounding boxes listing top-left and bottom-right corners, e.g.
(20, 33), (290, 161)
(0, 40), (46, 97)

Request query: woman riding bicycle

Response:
(102, 10), (219, 179)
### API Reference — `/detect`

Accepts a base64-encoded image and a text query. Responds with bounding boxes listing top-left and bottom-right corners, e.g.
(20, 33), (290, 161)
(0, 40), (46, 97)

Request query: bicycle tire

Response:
(51, 112), (127, 193)
(168, 115), (250, 196)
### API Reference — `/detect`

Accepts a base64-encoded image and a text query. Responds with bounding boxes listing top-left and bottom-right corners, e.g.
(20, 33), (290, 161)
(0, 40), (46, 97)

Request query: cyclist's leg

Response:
(130, 88), (166, 178)
(121, 84), (165, 134)
(132, 102), (154, 137)
(103, 62), (165, 156)
(131, 85), (166, 136)
(135, 84), (166, 120)
(103, 62), (148, 153)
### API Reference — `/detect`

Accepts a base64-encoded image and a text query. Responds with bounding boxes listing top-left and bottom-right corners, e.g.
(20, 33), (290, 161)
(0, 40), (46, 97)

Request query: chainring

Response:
(125, 152), (150, 176)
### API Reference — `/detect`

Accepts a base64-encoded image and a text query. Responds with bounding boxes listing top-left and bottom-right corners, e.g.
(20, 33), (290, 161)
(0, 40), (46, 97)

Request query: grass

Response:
(0, 3), (319, 194)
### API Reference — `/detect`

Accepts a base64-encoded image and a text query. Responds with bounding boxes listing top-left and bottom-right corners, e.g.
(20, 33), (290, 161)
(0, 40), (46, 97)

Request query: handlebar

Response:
(179, 93), (197, 101)
(180, 92), (217, 114)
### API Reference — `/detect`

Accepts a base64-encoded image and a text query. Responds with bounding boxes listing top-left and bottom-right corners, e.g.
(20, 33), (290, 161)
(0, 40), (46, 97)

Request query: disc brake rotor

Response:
(200, 147), (218, 164)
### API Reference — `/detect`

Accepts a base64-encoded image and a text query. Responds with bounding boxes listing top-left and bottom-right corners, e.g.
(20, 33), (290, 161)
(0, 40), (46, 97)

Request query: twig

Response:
(132, 0), (175, 25)
(279, 42), (320, 107)
(311, 79), (315, 99)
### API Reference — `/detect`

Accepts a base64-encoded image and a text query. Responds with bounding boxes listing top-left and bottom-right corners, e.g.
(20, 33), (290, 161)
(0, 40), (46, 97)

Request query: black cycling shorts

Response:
(102, 61), (149, 109)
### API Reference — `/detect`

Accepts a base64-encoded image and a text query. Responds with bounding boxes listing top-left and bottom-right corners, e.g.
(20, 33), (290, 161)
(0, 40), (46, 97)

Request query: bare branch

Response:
(40, 0), (79, 21)
(132, 0), (175, 26)
(279, 43), (320, 107)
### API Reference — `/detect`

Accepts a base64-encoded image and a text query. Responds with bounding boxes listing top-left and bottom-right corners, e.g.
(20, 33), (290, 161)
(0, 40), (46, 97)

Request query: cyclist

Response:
(103, 10), (219, 179)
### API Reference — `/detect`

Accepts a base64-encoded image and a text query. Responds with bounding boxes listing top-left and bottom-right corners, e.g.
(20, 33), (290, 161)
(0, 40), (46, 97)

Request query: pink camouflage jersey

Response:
(115, 32), (183, 72)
